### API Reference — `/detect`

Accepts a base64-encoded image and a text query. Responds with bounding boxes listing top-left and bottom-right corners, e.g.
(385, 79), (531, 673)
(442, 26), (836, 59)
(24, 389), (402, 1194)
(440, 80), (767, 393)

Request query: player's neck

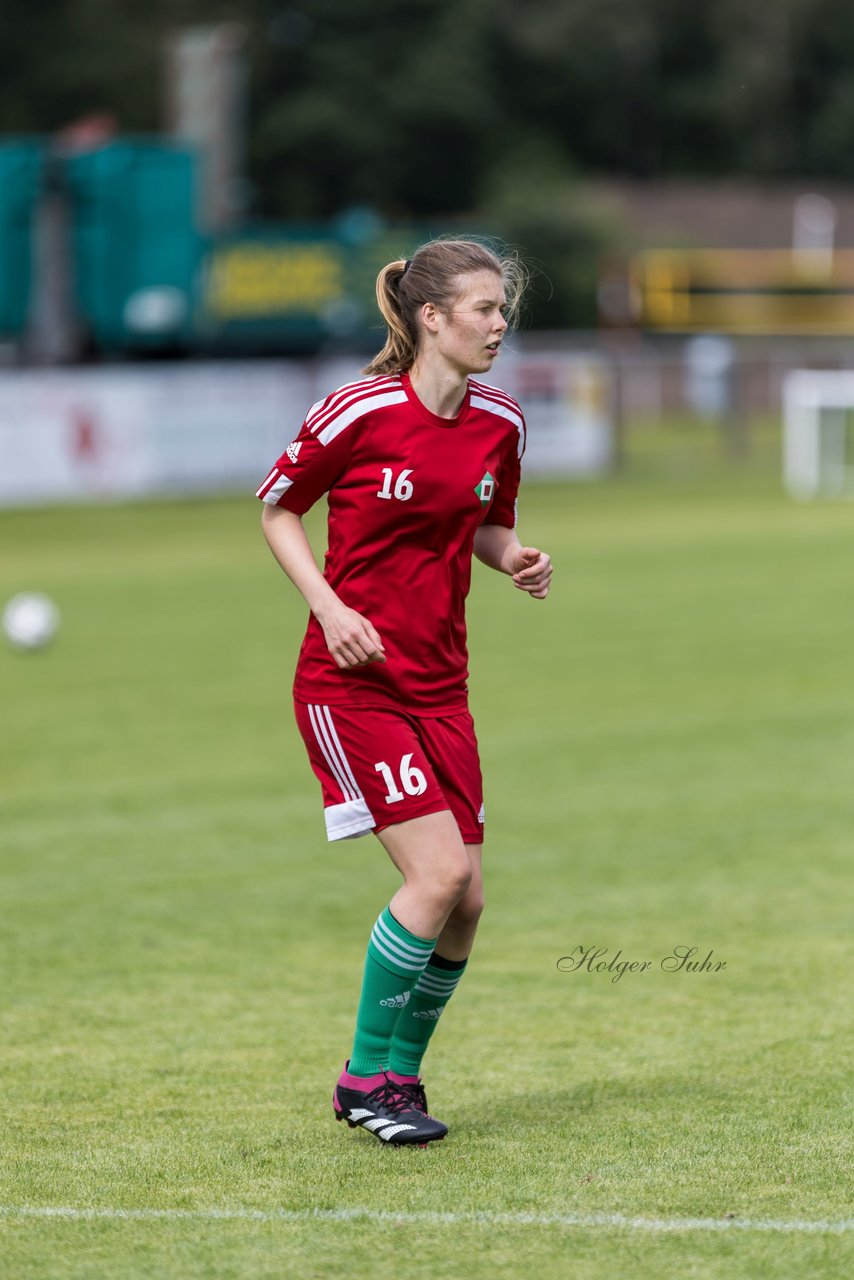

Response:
(407, 360), (468, 420)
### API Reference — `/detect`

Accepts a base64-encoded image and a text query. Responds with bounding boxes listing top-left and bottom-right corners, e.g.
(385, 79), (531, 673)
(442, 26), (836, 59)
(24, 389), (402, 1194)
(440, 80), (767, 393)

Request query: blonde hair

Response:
(363, 238), (527, 376)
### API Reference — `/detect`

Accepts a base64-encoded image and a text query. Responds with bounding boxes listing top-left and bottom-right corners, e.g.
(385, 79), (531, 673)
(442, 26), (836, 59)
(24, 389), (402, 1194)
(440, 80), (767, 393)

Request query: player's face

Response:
(437, 271), (508, 375)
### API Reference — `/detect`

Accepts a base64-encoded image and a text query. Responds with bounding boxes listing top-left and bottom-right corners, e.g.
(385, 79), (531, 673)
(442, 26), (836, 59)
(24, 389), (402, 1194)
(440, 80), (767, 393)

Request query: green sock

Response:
(388, 952), (468, 1077)
(348, 907), (437, 1077)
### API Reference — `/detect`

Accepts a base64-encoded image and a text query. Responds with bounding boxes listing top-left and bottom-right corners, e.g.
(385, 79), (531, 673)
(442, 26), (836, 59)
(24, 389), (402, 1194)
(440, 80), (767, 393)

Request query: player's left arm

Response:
(474, 524), (553, 600)
(472, 410), (551, 599)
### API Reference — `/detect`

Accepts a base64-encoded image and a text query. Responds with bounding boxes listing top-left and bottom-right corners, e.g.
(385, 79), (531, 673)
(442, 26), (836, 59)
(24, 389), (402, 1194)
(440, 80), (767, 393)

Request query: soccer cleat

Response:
(333, 1063), (447, 1146)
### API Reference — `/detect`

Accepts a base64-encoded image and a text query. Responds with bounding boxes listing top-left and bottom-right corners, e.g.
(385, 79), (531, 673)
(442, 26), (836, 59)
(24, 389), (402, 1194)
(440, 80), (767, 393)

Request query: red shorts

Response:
(294, 700), (484, 845)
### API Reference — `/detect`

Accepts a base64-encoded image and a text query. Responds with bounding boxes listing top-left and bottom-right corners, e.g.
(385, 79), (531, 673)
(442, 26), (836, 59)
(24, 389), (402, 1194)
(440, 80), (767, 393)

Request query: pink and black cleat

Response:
(333, 1063), (447, 1147)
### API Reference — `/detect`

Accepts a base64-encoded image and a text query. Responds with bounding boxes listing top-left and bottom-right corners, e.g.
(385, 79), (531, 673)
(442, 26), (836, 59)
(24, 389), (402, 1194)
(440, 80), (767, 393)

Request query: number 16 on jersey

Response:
(377, 468), (414, 501)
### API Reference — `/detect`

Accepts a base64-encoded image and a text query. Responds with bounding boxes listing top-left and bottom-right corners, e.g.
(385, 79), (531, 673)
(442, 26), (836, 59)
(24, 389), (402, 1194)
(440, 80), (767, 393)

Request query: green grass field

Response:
(2, 436), (853, 1279)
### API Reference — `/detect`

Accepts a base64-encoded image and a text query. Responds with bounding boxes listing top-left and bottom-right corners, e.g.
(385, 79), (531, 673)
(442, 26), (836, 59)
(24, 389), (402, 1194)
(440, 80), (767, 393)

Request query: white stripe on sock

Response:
(369, 931), (425, 974)
(373, 914), (434, 961)
(414, 975), (462, 997)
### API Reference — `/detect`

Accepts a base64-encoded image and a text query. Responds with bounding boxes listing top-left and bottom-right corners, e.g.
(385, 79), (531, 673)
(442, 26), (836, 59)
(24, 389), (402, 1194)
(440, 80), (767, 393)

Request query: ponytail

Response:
(363, 260), (417, 376)
(363, 238), (528, 377)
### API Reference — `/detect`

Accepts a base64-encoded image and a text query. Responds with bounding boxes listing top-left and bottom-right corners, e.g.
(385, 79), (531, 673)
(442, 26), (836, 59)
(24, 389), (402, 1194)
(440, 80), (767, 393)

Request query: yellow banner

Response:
(631, 249), (854, 335)
(205, 243), (344, 318)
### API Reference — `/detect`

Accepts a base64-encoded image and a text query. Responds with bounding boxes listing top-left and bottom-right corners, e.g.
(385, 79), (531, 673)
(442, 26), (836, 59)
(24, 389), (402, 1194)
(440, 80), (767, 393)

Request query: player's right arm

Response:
(257, 382), (391, 668)
(260, 505), (386, 668)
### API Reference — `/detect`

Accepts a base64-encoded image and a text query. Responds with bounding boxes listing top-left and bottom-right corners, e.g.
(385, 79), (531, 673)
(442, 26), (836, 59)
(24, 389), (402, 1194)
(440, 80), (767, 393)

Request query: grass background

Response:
(1, 420), (853, 1278)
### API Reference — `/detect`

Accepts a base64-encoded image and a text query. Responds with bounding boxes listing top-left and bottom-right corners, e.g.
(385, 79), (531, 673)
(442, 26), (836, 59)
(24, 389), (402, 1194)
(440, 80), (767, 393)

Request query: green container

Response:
(66, 141), (201, 349)
(0, 141), (43, 337)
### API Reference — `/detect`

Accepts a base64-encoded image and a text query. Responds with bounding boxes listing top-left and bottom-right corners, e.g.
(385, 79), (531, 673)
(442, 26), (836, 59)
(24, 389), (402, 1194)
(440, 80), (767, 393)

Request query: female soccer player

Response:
(257, 239), (552, 1146)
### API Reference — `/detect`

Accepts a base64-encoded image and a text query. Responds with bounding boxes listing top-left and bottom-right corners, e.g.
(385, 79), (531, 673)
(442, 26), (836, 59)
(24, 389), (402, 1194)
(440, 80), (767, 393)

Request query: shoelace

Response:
(396, 1080), (428, 1114)
(363, 1078), (418, 1118)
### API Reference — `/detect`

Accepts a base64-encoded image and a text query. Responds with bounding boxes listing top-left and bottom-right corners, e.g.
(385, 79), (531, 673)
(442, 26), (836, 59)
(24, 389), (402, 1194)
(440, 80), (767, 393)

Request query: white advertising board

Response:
(489, 350), (614, 477)
(0, 364), (311, 507)
(0, 354), (613, 508)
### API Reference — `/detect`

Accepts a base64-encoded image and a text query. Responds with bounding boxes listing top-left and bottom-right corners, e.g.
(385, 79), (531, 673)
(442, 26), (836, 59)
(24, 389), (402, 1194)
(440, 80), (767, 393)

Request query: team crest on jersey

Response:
(286, 441), (302, 464)
(474, 472), (496, 506)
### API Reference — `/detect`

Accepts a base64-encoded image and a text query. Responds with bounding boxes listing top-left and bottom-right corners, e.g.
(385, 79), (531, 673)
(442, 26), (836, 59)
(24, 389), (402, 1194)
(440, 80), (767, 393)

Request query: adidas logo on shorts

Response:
(413, 1005), (445, 1020)
(286, 441), (302, 464)
(380, 991), (410, 1009)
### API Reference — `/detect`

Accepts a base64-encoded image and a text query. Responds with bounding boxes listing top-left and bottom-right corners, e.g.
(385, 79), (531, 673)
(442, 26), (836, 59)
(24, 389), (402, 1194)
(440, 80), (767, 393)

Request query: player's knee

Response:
(448, 871), (484, 928)
(452, 885), (484, 929)
(435, 859), (472, 909)
(423, 855), (471, 910)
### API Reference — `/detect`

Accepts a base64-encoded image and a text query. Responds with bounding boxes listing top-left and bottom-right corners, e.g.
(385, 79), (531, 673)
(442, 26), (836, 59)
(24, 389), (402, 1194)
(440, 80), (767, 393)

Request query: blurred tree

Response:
(472, 142), (622, 328)
(5, 0), (854, 229)
(250, 0), (500, 218)
(0, 1), (212, 133)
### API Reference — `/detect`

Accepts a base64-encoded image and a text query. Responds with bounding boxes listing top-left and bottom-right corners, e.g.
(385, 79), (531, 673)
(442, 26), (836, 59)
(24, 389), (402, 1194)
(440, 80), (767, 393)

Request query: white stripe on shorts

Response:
(307, 704), (362, 805)
(317, 706), (363, 799)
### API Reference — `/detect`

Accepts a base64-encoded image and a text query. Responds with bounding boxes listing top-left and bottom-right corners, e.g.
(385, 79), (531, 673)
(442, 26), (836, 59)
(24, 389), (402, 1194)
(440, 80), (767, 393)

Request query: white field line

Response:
(0, 1206), (852, 1234)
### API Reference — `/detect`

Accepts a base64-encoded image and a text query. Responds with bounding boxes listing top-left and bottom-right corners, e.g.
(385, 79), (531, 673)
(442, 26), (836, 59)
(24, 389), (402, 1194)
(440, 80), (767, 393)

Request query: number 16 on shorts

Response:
(375, 754), (427, 804)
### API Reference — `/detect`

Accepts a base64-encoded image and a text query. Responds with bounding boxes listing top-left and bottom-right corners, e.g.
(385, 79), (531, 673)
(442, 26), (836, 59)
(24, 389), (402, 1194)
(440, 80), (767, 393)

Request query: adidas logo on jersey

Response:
(379, 991), (411, 1009)
(413, 1005), (445, 1020)
(286, 441), (302, 464)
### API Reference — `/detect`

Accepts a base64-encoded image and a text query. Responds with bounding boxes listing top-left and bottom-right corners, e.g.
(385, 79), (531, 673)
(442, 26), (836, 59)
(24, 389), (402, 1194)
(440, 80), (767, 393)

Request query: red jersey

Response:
(256, 371), (525, 714)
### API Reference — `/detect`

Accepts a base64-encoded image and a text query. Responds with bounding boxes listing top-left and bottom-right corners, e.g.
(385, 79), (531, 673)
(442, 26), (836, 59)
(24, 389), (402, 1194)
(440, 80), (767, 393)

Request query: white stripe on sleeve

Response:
(316, 391), (408, 446)
(259, 473), (294, 504)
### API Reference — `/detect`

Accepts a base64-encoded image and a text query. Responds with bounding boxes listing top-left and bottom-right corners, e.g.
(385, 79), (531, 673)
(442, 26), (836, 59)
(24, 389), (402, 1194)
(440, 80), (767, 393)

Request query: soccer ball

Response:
(2, 593), (60, 651)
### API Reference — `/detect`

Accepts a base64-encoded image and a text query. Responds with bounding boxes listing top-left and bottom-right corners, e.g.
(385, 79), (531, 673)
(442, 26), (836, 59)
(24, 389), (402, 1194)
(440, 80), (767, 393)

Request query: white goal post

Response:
(783, 369), (854, 499)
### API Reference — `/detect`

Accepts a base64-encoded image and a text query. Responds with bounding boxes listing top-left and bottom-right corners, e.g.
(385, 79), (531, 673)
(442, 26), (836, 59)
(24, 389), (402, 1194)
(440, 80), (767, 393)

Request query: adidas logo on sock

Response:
(379, 991), (410, 1009)
(413, 1005), (445, 1020)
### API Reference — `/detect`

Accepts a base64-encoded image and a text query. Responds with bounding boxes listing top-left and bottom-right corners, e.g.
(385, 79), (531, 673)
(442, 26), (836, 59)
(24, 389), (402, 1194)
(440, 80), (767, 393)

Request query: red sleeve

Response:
(255, 402), (354, 516)
(482, 413), (526, 530)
